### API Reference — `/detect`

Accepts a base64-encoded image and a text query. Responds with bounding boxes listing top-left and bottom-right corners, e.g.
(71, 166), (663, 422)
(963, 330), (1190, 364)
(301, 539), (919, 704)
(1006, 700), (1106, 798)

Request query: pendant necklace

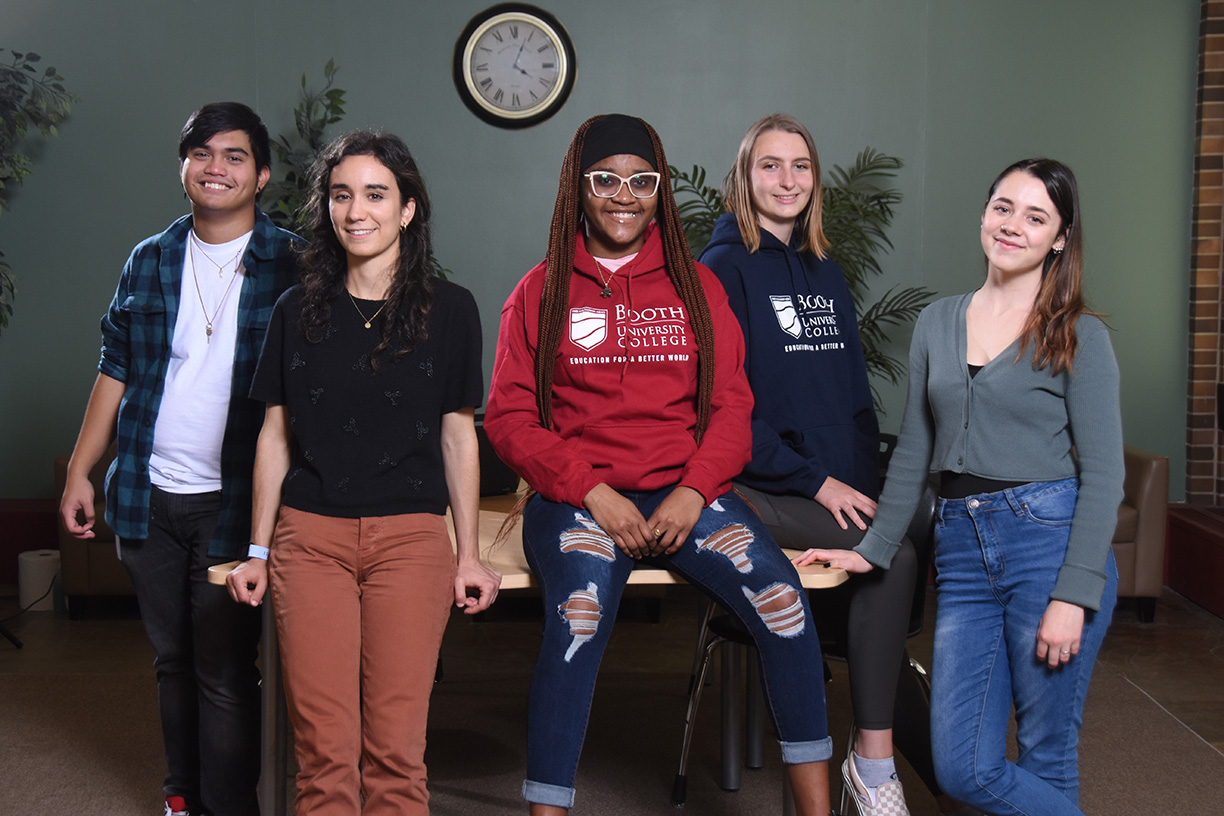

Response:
(594, 260), (617, 298)
(348, 290), (388, 329)
(188, 236), (244, 343)
(190, 258), (241, 343)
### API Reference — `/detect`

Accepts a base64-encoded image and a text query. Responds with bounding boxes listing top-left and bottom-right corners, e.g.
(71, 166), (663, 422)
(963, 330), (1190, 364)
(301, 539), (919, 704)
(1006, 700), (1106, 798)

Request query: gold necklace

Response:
(348, 290), (388, 329)
(594, 260), (617, 298)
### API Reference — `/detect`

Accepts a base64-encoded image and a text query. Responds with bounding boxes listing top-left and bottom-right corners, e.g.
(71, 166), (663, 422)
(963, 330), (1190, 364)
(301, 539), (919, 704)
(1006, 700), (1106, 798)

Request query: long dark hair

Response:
(987, 158), (1087, 375)
(297, 131), (434, 367)
(535, 114), (716, 440)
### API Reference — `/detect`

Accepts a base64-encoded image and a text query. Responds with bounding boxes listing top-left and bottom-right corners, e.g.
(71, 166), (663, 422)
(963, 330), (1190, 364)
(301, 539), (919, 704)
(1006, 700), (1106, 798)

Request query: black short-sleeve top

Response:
(251, 280), (484, 518)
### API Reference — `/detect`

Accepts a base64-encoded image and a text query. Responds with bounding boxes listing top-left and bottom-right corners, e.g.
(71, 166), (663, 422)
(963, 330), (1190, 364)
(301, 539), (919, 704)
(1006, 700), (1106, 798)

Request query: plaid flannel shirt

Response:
(99, 210), (300, 558)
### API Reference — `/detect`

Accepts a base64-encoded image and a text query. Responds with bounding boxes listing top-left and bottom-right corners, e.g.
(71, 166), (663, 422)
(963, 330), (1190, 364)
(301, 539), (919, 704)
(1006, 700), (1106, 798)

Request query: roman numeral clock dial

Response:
(454, 4), (575, 129)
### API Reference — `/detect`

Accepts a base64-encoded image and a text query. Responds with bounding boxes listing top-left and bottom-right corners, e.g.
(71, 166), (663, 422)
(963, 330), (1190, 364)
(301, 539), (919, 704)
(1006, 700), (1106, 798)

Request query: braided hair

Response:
(534, 115), (717, 440)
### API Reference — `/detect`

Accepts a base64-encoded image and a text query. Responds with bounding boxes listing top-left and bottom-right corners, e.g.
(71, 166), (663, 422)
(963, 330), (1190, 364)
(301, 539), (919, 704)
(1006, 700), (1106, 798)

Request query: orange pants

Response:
(270, 507), (457, 815)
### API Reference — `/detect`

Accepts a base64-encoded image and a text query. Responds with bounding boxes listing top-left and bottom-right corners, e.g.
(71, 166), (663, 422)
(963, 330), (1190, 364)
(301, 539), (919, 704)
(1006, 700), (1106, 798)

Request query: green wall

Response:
(0, 0), (1197, 499)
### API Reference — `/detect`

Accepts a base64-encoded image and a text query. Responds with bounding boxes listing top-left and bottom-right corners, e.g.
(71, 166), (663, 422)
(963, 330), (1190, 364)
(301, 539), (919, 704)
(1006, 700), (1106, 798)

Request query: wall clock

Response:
(453, 4), (576, 129)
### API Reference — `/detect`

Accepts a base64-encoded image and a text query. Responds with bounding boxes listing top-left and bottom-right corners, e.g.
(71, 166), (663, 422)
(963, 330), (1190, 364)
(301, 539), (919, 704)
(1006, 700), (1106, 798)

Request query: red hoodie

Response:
(485, 224), (753, 508)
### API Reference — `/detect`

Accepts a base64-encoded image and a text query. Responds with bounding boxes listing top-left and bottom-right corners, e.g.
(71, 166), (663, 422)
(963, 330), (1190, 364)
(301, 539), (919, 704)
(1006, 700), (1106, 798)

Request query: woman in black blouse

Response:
(227, 131), (500, 815)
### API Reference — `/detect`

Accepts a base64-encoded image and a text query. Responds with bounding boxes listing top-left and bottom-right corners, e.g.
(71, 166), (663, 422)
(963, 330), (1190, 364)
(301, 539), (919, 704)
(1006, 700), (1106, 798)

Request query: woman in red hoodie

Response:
(485, 114), (833, 816)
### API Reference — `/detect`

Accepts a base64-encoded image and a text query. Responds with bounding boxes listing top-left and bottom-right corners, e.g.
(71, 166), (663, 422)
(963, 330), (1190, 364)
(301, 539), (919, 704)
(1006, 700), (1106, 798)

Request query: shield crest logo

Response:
(770, 295), (802, 338)
(569, 307), (608, 350)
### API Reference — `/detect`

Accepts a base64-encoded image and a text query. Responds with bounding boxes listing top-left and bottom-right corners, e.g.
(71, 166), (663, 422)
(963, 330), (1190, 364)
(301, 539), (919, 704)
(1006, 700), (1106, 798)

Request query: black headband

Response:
(580, 114), (658, 171)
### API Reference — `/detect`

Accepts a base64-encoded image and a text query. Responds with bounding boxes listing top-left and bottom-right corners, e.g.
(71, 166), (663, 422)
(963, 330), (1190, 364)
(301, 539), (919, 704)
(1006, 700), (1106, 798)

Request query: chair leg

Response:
(673, 634), (726, 806)
(687, 599), (717, 695)
(906, 654), (931, 699)
(1137, 597), (1156, 623)
(745, 654), (764, 769)
(720, 642), (744, 791)
(840, 722), (856, 815)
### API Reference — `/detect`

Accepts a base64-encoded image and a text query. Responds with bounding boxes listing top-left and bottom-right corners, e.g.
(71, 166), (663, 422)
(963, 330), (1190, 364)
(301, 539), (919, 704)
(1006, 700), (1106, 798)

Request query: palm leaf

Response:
(669, 164), (724, 256)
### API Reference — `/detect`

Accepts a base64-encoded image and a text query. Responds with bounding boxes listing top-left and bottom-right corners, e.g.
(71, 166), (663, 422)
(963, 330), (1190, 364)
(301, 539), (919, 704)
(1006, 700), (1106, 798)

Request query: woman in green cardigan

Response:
(800, 158), (1121, 816)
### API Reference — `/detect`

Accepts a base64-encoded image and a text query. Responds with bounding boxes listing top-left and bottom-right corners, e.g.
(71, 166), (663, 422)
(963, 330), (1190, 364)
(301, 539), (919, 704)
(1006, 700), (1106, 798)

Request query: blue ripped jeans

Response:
(929, 478), (1117, 816)
(521, 487), (831, 809)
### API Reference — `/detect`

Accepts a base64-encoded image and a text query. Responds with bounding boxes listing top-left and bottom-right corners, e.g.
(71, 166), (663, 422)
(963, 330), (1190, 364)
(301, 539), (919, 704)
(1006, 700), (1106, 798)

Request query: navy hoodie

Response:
(701, 212), (879, 500)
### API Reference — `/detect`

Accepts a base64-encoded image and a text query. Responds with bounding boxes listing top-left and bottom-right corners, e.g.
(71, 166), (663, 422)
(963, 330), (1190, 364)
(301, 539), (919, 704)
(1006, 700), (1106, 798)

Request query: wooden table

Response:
(208, 498), (846, 815)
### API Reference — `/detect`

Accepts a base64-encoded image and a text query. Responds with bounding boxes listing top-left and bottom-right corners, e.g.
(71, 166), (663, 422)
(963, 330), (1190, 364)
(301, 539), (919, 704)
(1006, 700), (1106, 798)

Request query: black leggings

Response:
(735, 482), (943, 794)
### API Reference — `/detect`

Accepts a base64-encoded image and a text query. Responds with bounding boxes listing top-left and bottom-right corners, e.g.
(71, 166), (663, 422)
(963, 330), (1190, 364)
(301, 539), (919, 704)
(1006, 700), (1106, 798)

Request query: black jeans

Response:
(119, 486), (261, 816)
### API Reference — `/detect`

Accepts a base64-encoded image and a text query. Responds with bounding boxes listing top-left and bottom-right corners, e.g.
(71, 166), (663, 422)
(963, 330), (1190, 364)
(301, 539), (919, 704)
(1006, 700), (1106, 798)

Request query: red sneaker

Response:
(163, 796), (191, 816)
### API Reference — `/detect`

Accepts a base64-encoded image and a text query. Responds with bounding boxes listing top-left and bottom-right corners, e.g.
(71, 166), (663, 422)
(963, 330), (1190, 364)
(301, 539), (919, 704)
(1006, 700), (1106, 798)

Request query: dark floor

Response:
(2, 583), (1223, 806)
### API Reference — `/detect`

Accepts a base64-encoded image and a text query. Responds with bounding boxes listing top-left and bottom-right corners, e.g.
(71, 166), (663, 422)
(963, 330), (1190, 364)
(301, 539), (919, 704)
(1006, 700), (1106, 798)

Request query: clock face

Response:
(455, 5), (575, 128)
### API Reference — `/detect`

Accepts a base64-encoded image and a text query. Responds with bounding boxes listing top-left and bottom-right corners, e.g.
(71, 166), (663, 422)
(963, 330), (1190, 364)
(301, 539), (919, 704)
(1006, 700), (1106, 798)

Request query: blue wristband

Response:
(247, 544), (270, 561)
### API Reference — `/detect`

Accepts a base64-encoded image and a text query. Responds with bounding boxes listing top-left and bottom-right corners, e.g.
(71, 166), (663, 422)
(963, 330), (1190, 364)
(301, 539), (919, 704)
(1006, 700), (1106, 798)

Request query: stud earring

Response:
(1052, 246), (1064, 255)
(400, 223), (407, 232)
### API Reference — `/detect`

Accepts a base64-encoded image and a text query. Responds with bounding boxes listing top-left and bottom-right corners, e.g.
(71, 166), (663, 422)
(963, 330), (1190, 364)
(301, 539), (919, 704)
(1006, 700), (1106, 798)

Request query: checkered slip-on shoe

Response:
(842, 752), (911, 816)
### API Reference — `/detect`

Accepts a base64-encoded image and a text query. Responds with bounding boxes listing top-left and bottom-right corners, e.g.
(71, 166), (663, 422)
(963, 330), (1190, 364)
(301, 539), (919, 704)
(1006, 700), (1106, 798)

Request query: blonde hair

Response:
(721, 113), (828, 256)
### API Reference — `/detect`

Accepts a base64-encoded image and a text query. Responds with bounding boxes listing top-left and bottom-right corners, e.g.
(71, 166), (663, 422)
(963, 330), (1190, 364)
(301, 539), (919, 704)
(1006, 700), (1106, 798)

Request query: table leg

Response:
(260, 598), (289, 816)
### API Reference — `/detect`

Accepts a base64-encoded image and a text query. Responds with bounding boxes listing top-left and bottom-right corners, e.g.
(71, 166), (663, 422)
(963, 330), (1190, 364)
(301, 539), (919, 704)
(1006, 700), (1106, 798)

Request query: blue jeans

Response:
(520, 488), (832, 808)
(929, 478), (1117, 816)
(119, 487), (262, 816)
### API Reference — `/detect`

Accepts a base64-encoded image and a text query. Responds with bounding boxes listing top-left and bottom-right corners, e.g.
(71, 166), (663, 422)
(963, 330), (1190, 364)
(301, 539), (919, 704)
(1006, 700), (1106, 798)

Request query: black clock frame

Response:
(452, 3), (577, 130)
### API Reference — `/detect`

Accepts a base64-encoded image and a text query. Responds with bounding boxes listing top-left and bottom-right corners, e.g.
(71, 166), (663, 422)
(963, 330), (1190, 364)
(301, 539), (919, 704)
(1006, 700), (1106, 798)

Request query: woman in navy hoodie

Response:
(701, 114), (922, 816)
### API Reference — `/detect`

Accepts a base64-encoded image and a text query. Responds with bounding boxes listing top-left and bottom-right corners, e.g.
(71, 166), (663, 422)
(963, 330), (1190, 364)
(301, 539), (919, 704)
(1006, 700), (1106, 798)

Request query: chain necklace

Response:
(594, 260), (617, 298)
(189, 230), (246, 278)
(348, 290), (388, 329)
(189, 253), (242, 343)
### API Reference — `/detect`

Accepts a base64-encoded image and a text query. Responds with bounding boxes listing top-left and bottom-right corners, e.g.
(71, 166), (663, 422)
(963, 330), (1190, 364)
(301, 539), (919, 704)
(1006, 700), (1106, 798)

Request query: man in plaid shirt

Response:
(59, 102), (299, 816)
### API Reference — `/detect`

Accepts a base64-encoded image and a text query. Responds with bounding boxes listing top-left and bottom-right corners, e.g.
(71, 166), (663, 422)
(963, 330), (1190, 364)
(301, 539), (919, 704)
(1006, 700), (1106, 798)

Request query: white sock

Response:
(853, 751), (898, 790)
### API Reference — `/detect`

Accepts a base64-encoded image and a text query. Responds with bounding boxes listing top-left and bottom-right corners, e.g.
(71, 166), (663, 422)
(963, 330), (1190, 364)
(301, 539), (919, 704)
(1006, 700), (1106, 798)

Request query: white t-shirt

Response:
(148, 229), (252, 494)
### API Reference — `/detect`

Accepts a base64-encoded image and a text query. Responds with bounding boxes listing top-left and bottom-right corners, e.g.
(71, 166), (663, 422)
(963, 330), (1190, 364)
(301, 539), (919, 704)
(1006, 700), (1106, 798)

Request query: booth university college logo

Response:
(770, 295), (802, 338)
(569, 307), (608, 351)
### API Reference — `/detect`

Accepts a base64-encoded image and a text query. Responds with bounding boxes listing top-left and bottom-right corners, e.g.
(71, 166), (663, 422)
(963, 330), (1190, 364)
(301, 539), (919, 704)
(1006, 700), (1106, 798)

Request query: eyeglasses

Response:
(583, 171), (661, 199)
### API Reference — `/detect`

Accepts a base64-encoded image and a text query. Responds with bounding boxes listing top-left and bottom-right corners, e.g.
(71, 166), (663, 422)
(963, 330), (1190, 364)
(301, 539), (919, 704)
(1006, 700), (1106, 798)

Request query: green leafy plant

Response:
(671, 149), (934, 409)
(0, 49), (77, 337)
(265, 61), (450, 278)
(671, 164), (724, 257)
(263, 59), (347, 237)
